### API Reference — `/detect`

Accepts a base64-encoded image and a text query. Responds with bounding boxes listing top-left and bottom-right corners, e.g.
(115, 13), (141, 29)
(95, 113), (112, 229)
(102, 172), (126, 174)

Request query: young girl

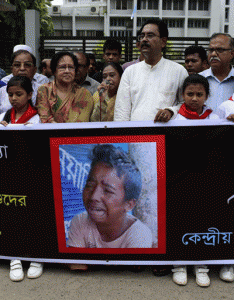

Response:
(172, 74), (216, 287)
(0, 75), (40, 126)
(174, 73), (219, 121)
(0, 76), (42, 281)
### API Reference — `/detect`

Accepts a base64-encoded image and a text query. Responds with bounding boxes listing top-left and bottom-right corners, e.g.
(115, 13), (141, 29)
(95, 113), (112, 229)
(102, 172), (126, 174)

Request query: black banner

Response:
(0, 120), (234, 264)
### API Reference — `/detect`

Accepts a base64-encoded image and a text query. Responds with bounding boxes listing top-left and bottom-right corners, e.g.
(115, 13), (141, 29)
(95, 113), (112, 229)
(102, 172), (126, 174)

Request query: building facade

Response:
(48, 0), (234, 38)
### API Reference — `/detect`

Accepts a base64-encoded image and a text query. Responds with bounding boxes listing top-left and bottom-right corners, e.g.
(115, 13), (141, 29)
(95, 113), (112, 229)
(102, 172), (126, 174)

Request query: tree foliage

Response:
(0, 0), (54, 43)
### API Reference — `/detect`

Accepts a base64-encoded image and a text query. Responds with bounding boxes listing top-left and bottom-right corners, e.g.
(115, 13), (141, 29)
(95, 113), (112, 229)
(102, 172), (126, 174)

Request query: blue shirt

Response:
(199, 67), (234, 112)
(0, 80), (6, 88)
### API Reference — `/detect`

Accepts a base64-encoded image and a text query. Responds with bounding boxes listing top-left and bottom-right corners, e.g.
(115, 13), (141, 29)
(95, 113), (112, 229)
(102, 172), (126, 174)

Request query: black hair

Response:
(50, 51), (79, 74)
(139, 18), (169, 39)
(4, 76), (34, 122)
(182, 74), (210, 97)
(88, 144), (142, 202)
(7, 75), (33, 95)
(185, 45), (208, 62)
(11, 50), (36, 66)
(87, 53), (96, 61)
(103, 38), (122, 55)
(102, 62), (123, 78)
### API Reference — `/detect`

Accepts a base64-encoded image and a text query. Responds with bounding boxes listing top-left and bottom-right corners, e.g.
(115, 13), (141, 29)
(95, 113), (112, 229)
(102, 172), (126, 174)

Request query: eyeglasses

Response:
(207, 48), (233, 54)
(137, 33), (160, 42)
(12, 62), (34, 68)
(57, 64), (75, 72)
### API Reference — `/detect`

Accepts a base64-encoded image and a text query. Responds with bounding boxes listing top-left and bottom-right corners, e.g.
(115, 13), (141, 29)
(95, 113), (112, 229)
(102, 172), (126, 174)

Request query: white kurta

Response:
(216, 99), (234, 119)
(114, 57), (188, 121)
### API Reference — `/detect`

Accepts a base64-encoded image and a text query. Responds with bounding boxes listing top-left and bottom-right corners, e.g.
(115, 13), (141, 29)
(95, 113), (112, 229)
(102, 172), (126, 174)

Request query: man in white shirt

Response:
(114, 18), (188, 122)
(1, 45), (50, 86)
(0, 50), (39, 114)
(199, 33), (234, 112)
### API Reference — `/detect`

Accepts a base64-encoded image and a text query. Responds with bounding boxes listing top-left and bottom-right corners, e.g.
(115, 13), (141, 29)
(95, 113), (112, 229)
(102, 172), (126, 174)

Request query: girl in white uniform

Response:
(173, 74), (214, 287)
(0, 76), (42, 282)
(174, 74), (219, 121)
(0, 75), (40, 126)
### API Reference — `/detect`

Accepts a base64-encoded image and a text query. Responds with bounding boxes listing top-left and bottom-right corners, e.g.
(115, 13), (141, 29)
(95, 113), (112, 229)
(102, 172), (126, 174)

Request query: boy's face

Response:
(103, 49), (121, 63)
(183, 83), (208, 115)
(185, 53), (205, 75)
(83, 162), (131, 226)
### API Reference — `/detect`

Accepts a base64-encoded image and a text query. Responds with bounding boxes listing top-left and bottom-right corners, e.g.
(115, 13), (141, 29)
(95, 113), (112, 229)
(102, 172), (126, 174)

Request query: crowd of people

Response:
(1, 17), (234, 285)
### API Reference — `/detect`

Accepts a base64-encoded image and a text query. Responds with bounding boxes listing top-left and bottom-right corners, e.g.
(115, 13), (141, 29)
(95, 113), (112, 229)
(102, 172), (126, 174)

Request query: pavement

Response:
(0, 261), (234, 300)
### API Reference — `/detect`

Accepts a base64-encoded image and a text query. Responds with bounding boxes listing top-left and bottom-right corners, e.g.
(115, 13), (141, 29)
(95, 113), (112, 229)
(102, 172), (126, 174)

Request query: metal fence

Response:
(40, 36), (210, 65)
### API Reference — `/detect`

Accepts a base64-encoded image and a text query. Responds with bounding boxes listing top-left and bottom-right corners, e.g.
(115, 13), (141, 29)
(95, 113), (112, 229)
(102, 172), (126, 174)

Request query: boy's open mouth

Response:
(88, 206), (106, 218)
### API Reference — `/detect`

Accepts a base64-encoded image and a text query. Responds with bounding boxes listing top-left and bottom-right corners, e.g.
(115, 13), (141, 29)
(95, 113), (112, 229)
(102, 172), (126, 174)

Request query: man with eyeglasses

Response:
(199, 33), (234, 112)
(114, 18), (188, 122)
(73, 51), (99, 95)
(1, 45), (50, 86)
(0, 48), (41, 114)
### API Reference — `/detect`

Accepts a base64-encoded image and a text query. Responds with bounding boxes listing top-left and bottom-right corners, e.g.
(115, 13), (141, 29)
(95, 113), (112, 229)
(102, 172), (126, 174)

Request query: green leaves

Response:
(0, 0), (54, 43)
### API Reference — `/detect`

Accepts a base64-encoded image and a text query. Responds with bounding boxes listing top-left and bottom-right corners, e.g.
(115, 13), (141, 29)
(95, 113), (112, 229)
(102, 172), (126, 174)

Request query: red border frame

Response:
(50, 135), (166, 254)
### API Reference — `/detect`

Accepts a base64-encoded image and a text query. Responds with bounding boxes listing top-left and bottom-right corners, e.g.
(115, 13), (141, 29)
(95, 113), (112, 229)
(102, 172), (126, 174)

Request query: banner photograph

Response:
(50, 135), (166, 254)
(0, 121), (234, 265)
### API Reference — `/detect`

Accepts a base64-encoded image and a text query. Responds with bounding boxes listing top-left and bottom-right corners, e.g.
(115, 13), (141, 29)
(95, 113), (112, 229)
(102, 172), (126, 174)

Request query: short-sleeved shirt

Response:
(67, 211), (153, 248)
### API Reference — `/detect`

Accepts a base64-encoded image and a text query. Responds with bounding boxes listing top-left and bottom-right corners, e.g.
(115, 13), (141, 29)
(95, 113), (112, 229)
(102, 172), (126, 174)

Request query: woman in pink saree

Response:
(36, 51), (93, 123)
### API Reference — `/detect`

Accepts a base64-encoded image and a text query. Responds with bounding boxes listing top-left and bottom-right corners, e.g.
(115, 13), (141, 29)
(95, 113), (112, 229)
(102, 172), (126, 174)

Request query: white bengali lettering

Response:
(59, 148), (90, 191)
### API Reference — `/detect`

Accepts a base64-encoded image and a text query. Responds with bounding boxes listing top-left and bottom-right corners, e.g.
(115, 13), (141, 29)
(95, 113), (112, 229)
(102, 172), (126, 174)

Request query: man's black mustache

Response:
(141, 42), (150, 48)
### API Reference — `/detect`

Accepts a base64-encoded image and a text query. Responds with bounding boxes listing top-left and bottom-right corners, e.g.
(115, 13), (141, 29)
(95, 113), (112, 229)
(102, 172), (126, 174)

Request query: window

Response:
(224, 25), (229, 33)
(148, 0), (158, 9)
(198, 0), (208, 10)
(225, 8), (229, 22)
(141, 0), (146, 9)
(110, 18), (127, 27)
(173, 0), (184, 10)
(163, 19), (184, 28)
(163, 0), (172, 10)
(189, 0), (197, 10)
(137, 18), (148, 27)
(226, 0), (230, 5)
(188, 19), (209, 28)
(189, 0), (209, 11)
(76, 30), (103, 37)
(116, 0), (128, 10)
(163, 0), (183, 10)
(110, 30), (132, 38)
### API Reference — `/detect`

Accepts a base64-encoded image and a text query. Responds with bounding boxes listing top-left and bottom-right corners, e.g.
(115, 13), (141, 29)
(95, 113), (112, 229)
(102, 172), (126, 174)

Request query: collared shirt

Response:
(0, 80), (39, 114)
(199, 67), (234, 112)
(78, 75), (100, 95)
(1, 73), (50, 86)
(114, 57), (188, 121)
